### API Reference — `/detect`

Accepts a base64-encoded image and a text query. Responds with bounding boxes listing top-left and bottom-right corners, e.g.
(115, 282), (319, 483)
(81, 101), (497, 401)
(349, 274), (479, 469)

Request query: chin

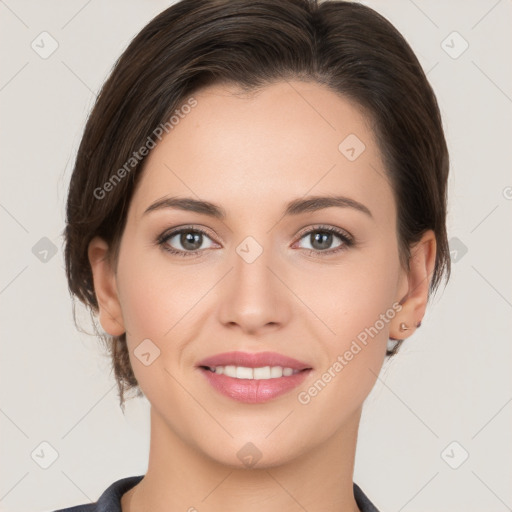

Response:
(194, 433), (310, 470)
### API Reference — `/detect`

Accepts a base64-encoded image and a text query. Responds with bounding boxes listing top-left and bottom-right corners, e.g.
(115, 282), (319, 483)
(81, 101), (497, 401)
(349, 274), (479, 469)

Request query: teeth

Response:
(207, 365), (300, 379)
(236, 366), (253, 379)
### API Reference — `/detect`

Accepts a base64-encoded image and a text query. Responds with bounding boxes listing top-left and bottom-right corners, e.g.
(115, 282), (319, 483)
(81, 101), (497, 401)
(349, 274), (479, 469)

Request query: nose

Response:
(217, 241), (291, 335)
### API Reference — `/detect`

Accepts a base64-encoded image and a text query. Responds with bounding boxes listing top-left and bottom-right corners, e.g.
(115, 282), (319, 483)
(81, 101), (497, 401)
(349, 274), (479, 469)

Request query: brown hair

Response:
(63, 0), (451, 410)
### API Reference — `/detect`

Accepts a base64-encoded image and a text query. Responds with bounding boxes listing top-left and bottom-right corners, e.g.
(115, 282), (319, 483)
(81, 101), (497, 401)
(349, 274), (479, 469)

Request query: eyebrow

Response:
(142, 194), (373, 220)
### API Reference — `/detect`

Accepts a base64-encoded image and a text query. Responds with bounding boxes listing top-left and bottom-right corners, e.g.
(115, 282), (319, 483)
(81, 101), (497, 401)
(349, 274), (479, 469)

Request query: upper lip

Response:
(197, 351), (312, 370)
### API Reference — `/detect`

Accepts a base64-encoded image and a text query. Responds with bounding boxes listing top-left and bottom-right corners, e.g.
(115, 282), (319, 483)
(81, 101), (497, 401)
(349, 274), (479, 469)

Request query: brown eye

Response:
(295, 225), (354, 256)
(158, 227), (217, 256)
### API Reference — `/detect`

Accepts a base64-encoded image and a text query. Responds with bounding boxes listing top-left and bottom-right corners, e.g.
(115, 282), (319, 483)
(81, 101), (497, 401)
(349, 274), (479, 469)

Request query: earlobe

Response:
(390, 230), (437, 340)
(87, 236), (125, 336)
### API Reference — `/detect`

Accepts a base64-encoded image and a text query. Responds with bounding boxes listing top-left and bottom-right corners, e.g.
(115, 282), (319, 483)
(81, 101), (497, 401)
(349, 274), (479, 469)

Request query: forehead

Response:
(130, 80), (394, 223)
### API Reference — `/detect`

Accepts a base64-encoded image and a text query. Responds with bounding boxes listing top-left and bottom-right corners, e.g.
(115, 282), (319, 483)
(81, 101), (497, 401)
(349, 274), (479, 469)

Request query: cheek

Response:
(312, 242), (401, 397)
(115, 247), (213, 390)
(298, 260), (398, 421)
(116, 264), (166, 337)
(115, 250), (191, 394)
(319, 250), (400, 338)
(116, 246), (199, 337)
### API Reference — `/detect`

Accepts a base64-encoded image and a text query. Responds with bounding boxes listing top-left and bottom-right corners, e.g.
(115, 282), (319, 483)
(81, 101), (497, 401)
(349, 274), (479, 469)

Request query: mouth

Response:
(196, 351), (313, 403)
(196, 350), (312, 372)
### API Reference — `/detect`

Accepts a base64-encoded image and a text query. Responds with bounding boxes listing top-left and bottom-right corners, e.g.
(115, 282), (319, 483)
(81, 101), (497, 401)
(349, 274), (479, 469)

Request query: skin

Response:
(88, 80), (436, 512)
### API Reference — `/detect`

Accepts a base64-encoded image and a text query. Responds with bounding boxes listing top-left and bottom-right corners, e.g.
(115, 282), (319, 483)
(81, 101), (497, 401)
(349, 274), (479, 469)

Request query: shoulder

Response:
(51, 476), (377, 512)
(51, 475), (144, 512)
(353, 482), (381, 512)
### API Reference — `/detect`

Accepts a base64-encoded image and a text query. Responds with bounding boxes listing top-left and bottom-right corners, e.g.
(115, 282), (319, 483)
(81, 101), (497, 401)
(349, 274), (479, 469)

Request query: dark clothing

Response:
(52, 475), (380, 512)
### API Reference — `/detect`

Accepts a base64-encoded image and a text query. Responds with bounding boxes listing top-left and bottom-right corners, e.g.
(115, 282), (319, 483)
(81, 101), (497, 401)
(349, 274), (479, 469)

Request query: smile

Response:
(199, 366), (312, 404)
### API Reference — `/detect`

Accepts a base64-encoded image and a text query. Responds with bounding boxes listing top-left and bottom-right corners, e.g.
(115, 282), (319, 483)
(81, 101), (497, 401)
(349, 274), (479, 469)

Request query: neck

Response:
(122, 405), (362, 512)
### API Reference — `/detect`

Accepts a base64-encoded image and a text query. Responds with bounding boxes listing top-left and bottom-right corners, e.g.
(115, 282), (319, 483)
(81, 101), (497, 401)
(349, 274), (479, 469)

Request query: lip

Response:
(196, 351), (312, 371)
(196, 351), (313, 404)
(199, 367), (312, 404)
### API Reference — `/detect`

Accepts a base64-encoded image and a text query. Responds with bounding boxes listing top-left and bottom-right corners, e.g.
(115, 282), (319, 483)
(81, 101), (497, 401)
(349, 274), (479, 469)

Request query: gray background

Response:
(1, 1), (511, 511)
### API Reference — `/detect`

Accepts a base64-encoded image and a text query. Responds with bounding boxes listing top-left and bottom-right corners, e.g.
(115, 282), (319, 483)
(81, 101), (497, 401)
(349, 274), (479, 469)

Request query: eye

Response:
(294, 225), (354, 256)
(156, 224), (354, 258)
(157, 226), (218, 257)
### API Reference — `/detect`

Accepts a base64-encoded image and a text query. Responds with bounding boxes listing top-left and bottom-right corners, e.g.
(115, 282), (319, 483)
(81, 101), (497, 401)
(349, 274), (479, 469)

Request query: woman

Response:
(58, 0), (450, 510)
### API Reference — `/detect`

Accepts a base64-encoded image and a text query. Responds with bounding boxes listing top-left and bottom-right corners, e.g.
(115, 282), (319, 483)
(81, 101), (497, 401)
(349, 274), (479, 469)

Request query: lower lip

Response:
(199, 367), (312, 404)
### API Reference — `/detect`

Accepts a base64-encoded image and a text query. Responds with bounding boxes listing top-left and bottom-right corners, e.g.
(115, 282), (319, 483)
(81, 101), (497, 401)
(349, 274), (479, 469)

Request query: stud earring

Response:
(399, 322), (409, 331)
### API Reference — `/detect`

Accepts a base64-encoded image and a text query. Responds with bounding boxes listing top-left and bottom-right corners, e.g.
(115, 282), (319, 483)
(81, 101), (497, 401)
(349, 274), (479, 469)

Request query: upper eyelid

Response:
(295, 224), (352, 240)
(159, 225), (220, 243)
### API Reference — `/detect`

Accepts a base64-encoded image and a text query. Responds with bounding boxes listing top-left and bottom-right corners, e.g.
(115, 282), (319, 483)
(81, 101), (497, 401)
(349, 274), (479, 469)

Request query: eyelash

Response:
(156, 224), (354, 258)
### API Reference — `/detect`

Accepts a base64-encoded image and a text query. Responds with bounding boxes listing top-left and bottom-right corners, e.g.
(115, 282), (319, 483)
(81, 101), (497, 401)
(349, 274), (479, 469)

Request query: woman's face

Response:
(90, 80), (427, 468)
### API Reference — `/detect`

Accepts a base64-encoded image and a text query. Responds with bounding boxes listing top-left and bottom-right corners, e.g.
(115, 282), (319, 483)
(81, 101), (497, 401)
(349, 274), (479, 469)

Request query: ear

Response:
(389, 229), (437, 340)
(87, 236), (125, 336)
